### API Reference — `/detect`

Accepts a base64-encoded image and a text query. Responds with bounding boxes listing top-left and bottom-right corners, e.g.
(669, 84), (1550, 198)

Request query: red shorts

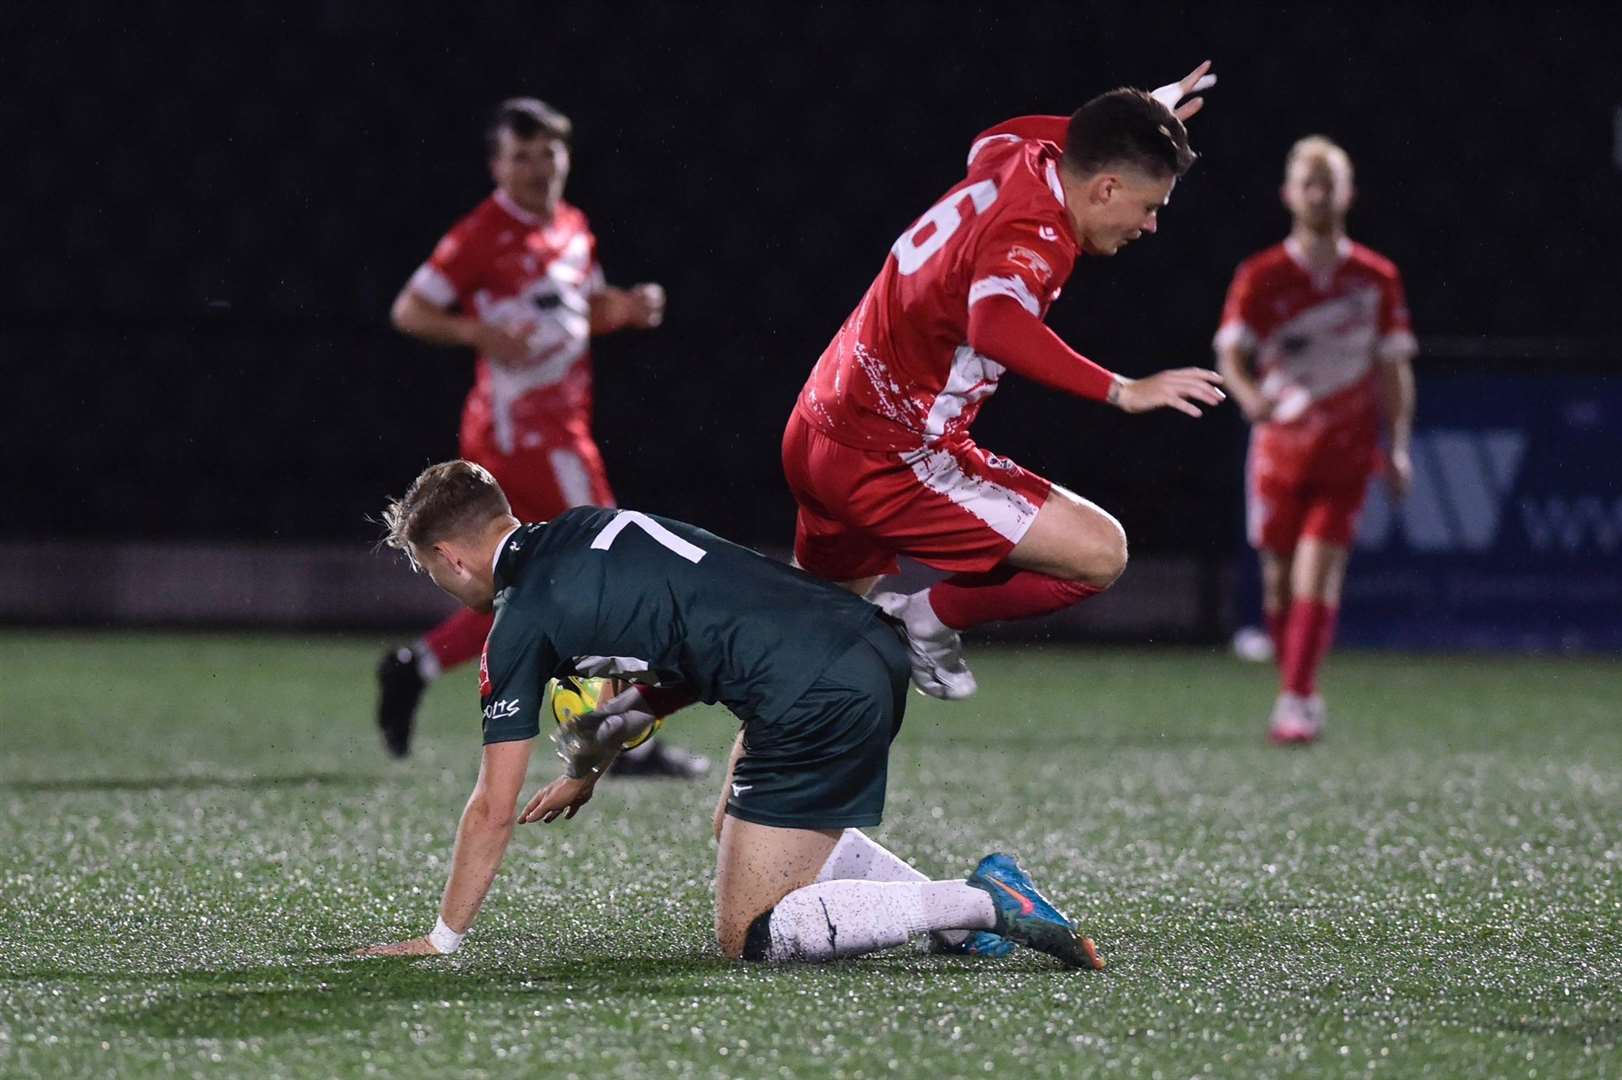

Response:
(1246, 424), (1377, 553)
(461, 427), (615, 521)
(781, 408), (1052, 580)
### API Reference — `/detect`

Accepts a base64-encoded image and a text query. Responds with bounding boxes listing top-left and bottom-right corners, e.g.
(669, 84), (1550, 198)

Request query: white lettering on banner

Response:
(1358, 431), (1622, 555)
(1356, 431), (1525, 552)
(1519, 497), (1622, 554)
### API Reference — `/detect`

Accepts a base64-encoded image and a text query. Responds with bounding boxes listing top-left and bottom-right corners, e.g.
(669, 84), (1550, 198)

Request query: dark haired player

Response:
(781, 64), (1227, 708)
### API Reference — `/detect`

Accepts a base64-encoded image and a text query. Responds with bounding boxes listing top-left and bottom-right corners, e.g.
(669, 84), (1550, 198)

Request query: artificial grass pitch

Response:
(1, 631), (1617, 1078)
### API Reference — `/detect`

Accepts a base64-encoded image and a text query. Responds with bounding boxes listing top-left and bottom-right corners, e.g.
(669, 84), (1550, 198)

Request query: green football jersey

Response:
(478, 507), (887, 744)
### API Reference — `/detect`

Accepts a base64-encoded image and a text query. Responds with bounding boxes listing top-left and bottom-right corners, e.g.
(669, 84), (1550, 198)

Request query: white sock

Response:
(816, 829), (925, 884)
(412, 641), (442, 682)
(760, 879), (994, 963)
(816, 829), (970, 947)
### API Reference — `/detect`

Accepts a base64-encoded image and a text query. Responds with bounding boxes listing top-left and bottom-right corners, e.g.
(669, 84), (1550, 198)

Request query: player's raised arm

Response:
(356, 737), (535, 956)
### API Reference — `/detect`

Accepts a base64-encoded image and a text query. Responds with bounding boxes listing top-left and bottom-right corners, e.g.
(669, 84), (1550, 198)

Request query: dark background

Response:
(5, 1), (1619, 555)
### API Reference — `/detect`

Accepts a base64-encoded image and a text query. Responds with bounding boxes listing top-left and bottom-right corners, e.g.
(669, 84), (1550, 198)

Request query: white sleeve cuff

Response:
(1212, 321), (1256, 353)
(968, 275), (1041, 317)
(1376, 329), (1418, 363)
(409, 264), (459, 308)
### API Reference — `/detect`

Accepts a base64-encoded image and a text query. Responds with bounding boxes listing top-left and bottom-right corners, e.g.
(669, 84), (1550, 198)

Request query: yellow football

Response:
(547, 676), (664, 750)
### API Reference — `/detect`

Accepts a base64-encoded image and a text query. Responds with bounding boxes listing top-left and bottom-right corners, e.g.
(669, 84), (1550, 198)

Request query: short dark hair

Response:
(1063, 88), (1196, 178)
(485, 97), (573, 158)
(382, 460), (512, 567)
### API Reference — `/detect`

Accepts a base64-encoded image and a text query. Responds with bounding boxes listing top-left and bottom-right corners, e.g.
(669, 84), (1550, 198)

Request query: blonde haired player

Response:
(356, 461), (1102, 969)
(1215, 136), (1418, 743)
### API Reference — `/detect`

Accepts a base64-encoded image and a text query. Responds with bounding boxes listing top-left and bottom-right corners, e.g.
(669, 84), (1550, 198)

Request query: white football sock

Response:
(412, 641), (442, 683)
(761, 879), (994, 963)
(816, 829), (970, 947)
(816, 829), (925, 884)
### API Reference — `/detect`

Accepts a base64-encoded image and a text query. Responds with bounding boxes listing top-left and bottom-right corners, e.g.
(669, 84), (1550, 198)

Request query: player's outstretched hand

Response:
(1151, 60), (1217, 122)
(1384, 446), (1414, 500)
(519, 774), (598, 824)
(1112, 368), (1226, 417)
(354, 935), (439, 957)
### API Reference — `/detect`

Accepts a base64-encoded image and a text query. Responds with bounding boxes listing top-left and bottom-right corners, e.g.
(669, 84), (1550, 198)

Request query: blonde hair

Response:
(1285, 135), (1353, 183)
(381, 460), (511, 569)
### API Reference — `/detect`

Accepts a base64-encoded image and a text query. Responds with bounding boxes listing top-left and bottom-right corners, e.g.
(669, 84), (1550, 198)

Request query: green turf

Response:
(1, 631), (1617, 1078)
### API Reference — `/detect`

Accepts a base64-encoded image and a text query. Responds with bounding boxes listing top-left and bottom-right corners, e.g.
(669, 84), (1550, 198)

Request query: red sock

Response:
(638, 684), (700, 719)
(1280, 599), (1337, 696)
(927, 568), (1103, 631)
(423, 608), (495, 671)
(1265, 608), (1287, 659)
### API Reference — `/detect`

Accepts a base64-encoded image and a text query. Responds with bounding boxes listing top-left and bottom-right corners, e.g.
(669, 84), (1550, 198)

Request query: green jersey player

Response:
(356, 460), (1102, 969)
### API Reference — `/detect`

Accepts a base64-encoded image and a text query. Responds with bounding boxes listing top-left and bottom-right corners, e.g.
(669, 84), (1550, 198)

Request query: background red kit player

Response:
(1215, 135), (1418, 744)
(377, 97), (707, 778)
(779, 64), (1226, 703)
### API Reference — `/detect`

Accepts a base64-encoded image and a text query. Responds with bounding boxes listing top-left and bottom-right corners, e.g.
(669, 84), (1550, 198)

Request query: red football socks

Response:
(423, 608), (496, 672)
(927, 567), (1102, 631)
(1280, 599), (1338, 696)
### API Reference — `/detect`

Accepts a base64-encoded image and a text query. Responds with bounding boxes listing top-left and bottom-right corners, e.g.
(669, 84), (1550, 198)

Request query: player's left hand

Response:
(625, 283), (666, 329)
(519, 774), (598, 824)
(1385, 446), (1414, 500)
(1112, 368), (1226, 417)
(1151, 60), (1218, 122)
(354, 935), (439, 957)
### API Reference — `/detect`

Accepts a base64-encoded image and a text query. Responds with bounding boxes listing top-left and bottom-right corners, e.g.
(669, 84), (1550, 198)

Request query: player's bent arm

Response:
(969, 296), (1223, 416)
(1216, 342), (1270, 423)
(390, 284), (481, 348)
(966, 295), (1117, 401)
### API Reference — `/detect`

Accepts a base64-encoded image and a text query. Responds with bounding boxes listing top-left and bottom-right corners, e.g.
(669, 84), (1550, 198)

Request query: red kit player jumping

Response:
(377, 97), (706, 777)
(779, 64), (1226, 701)
(1215, 135), (1417, 744)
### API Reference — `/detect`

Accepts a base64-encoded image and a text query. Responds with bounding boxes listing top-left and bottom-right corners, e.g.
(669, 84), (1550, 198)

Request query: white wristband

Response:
(428, 916), (465, 955)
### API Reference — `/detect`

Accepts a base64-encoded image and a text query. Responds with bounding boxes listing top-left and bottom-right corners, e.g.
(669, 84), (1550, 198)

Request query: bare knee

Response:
(1088, 524), (1129, 588)
(1058, 515), (1127, 588)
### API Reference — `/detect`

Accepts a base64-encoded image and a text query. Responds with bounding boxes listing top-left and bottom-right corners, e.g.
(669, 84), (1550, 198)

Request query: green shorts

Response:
(725, 620), (910, 830)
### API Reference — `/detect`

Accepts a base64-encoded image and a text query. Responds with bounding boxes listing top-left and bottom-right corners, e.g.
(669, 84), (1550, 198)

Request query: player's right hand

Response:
(1112, 368), (1226, 417)
(471, 322), (534, 366)
(520, 774), (598, 824)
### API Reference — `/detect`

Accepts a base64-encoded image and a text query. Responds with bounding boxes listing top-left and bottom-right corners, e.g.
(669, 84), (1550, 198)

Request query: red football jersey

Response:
(797, 117), (1081, 452)
(409, 189), (605, 453)
(1214, 237), (1414, 437)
